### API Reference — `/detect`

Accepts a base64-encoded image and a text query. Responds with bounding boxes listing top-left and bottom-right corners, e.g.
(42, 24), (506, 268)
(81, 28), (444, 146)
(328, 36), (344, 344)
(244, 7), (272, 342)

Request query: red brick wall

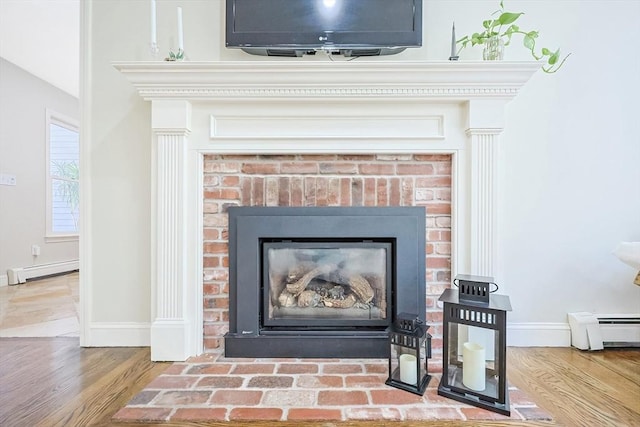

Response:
(202, 154), (452, 354)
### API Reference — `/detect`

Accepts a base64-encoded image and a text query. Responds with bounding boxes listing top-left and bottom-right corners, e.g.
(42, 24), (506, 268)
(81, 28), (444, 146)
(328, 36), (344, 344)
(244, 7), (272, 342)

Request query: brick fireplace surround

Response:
(115, 60), (539, 362)
(202, 153), (452, 353)
(113, 61), (543, 423)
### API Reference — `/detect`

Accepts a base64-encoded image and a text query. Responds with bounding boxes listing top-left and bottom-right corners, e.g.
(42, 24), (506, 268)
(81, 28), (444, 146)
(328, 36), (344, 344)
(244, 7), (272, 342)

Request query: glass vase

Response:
(483, 36), (504, 61)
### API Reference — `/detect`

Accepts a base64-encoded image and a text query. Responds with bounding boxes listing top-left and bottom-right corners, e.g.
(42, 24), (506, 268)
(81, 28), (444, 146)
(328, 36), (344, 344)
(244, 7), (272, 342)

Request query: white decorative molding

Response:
(116, 61), (540, 359)
(210, 115), (445, 140)
(150, 100), (196, 361)
(87, 322), (151, 347)
(135, 87), (527, 100)
(468, 131), (501, 276)
(114, 61), (541, 101)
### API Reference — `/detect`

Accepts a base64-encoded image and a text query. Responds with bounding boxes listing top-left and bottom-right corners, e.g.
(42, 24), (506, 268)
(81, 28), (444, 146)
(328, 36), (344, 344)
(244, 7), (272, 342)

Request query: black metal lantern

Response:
(386, 313), (432, 395)
(437, 274), (512, 416)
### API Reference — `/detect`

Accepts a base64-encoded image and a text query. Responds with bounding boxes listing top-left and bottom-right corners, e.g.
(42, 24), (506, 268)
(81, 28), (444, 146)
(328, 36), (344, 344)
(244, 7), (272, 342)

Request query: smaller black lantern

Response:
(386, 313), (432, 395)
(438, 274), (512, 416)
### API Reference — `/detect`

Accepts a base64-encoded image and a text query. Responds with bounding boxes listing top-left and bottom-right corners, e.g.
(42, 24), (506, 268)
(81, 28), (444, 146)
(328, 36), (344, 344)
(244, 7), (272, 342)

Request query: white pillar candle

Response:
(462, 342), (486, 391)
(399, 353), (418, 385)
(150, 0), (157, 45)
(177, 6), (184, 51)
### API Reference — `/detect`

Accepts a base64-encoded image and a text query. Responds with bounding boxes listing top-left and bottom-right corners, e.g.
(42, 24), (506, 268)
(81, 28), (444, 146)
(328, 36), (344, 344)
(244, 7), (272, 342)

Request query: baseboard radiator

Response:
(598, 315), (640, 348)
(7, 260), (79, 285)
(568, 312), (640, 350)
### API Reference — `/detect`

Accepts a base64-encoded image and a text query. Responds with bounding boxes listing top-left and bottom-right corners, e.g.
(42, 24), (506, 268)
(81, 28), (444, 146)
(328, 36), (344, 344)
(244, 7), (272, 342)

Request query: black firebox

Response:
(224, 206), (426, 358)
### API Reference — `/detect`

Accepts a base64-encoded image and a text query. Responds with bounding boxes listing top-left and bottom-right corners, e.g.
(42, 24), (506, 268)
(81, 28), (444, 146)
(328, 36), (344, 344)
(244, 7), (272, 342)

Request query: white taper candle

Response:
(177, 7), (184, 51)
(151, 0), (157, 45)
(450, 22), (457, 58)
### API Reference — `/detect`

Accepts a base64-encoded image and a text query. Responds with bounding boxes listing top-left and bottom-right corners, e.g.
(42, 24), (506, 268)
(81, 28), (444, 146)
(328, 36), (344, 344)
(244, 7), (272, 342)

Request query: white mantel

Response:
(115, 61), (539, 361)
(115, 60), (539, 100)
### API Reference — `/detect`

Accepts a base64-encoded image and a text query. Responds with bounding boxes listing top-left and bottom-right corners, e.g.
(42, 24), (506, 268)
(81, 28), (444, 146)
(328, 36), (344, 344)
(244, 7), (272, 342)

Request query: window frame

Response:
(46, 109), (80, 242)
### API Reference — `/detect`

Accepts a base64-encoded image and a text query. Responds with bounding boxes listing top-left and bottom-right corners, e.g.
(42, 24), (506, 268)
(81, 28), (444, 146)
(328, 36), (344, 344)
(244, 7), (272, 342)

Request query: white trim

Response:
(79, 0), (92, 347)
(45, 108), (80, 238)
(210, 115), (446, 140)
(85, 322), (150, 347)
(113, 61), (542, 101)
(45, 234), (79, 243)
(508, 322), (572, 347)
(149, 100), (198, 360)
(150, 320), (190, 361)
(186, 150), (204, 357)
(45, 109), (79, 134)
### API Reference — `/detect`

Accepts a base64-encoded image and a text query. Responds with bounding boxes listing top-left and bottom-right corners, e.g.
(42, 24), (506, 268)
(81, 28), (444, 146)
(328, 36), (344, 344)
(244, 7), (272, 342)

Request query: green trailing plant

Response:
(456, 1), (570, 73)
(165, 48), (184, 61)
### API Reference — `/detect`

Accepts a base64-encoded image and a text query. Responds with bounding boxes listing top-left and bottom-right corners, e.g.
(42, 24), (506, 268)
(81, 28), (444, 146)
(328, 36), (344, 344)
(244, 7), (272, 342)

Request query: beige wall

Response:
(0, 58), (79, 283)
(84, 0), (640, 346)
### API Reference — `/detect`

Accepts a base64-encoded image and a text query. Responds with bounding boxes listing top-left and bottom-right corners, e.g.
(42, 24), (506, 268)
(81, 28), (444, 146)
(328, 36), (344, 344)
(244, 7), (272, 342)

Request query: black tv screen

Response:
(226, 0), (423, 57)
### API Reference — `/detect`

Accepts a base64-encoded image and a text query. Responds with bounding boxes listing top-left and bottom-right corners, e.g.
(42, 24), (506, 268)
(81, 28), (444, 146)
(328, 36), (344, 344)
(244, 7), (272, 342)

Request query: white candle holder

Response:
(438, 274), (512, 416)
(386, 313), (432, 396)
(149, 42), (160, 59)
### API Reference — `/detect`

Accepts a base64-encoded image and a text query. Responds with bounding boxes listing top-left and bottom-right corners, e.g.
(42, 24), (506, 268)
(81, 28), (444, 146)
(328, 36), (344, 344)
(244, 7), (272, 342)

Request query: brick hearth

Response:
(113, 355), (552, 423)
(201, 153), (452, 354)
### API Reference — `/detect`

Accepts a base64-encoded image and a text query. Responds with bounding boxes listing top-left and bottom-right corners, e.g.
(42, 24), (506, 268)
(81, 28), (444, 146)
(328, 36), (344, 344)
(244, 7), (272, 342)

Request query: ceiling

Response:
(0, 0), (79, 98)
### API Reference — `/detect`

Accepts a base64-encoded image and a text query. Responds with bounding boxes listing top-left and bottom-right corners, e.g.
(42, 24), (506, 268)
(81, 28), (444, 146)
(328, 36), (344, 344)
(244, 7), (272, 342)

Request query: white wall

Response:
(0, 58), (79, 284)
(499, 1), (640, 324)
(85, 0), (640, 346)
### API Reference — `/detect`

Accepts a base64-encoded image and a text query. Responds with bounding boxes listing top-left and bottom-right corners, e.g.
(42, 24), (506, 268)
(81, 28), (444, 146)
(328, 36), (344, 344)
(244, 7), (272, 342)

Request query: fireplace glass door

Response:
(262, 240), (392, 329)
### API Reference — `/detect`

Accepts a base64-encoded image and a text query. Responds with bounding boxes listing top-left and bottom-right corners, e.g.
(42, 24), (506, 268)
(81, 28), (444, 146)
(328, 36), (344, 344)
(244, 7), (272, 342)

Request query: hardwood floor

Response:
(0, 338), (637, 426)
(0, 337), (169, 427)
(508, 347), (639, 427)
(0, 272), (79, 337)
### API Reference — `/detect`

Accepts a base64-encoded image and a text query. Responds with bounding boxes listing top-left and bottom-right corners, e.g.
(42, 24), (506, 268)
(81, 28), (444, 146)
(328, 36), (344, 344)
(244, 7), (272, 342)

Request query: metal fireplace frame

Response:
(224, 206), (426, 358)
(261, 240), (393, 329)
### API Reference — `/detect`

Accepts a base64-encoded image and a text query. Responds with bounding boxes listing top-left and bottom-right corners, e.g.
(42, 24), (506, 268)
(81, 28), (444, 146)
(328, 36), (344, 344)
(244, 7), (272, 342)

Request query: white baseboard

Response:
(84, 322), (150, 347)
(0, 274), (8, 287)
(7, 260), (79, 285)
(81, 322), (568, 350)
(508, 322), (572, 347)
(78, 321), (627, 349)
(151, 319), (192, 361)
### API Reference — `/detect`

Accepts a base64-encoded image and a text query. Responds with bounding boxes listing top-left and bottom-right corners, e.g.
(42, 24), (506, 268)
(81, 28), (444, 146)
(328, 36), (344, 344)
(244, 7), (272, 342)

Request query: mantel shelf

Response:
(114, 60), (541, 101)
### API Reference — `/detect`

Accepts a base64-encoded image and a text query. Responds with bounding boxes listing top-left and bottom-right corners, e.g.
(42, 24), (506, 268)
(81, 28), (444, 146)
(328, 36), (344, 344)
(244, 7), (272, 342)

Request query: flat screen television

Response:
(225, 0), (423, 57)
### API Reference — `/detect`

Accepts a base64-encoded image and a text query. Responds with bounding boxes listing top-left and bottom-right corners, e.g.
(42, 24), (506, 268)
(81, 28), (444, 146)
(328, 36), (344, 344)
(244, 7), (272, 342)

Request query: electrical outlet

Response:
(32, 245), (41, 256)
(0, 173), (17, 186)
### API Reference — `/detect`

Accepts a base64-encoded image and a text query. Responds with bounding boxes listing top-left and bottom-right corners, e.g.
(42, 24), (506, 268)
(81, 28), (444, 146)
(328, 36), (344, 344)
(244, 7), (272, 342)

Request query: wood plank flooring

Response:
(0, 337), (638, 426)
(507, 347), (640, 427)
(0, 272), (79, 337)
(0, 338), (169, 427)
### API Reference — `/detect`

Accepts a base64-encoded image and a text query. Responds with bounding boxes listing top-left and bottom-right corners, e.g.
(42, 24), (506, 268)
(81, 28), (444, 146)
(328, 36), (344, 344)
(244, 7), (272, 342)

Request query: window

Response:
(46, 110), (79, 240)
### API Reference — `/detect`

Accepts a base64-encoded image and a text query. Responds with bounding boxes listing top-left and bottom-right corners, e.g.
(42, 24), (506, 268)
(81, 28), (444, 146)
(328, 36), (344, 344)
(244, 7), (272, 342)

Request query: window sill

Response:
(45, 234), (79, 243)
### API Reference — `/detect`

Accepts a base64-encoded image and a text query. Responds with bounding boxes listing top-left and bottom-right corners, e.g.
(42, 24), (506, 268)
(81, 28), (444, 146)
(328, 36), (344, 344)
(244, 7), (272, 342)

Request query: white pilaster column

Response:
(150, 100), (193, 361)
(466, 100), (507, 278)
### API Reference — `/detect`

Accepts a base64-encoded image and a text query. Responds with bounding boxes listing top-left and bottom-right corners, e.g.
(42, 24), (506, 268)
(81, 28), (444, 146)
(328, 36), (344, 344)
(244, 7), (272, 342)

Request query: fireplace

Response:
(225, 206), (426, 358)
(115, 61), (538, 361)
